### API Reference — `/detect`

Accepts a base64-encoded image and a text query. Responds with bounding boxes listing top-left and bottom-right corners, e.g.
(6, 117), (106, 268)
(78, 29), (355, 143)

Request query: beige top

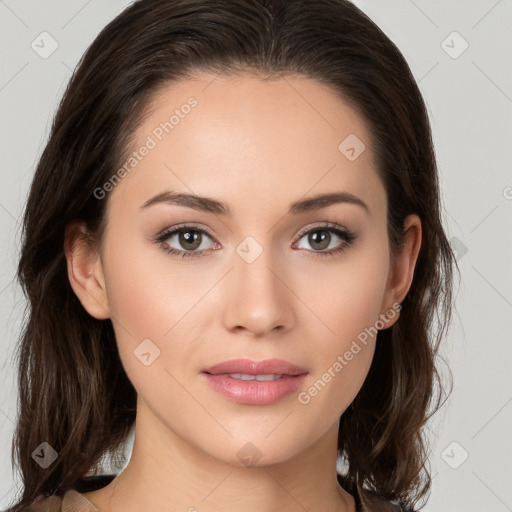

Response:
(20, 487), (403, 512)
(21, 490), (99, 511)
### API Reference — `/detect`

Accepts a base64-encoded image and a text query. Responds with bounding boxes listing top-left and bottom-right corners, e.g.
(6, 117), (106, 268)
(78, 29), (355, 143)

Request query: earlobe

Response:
(380, 214), (422, 329)
(64, 221), (111, 320)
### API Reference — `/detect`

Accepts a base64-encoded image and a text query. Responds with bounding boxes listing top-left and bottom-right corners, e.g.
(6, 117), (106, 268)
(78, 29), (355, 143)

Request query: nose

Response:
(220, 239), (296, 338)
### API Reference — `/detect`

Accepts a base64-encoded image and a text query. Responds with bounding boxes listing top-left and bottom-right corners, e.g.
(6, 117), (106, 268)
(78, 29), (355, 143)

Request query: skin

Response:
(65, 72), (422, 512)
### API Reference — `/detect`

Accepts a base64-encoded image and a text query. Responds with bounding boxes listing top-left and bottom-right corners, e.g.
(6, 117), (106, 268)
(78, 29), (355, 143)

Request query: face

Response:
(74, 72), (407, 468)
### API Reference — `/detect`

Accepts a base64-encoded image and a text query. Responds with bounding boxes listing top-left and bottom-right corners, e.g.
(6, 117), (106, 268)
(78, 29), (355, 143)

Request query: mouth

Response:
(202, 357), (308, 376)
(209, 373), (286, 381)
(201, 358), (308, 405)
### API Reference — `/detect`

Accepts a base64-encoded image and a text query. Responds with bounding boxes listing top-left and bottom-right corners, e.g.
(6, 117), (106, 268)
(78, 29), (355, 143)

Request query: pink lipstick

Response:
(201, 358), (308, 405)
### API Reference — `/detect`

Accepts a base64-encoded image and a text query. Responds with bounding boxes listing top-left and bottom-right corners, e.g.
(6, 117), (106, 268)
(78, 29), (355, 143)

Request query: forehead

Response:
(108, 72), (385, 219)
(143, 72), (373, 157)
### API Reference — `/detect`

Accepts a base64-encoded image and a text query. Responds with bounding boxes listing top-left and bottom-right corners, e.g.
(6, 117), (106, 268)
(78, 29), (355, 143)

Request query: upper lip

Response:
(202, 358), (308, 376)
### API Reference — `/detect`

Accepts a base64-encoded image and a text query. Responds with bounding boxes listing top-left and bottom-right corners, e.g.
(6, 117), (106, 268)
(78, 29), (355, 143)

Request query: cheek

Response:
(296, 245), (389, 346)
(100, 230), (216, 380)
(102, 226), (212, 335)
(294, 246), (389, 412)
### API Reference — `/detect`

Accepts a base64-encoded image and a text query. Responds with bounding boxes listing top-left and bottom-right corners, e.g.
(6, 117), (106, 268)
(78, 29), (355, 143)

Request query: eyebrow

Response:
(140, 190), (369, 215)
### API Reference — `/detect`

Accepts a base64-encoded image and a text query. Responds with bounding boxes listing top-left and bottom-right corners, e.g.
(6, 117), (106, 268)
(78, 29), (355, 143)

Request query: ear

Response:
(64, 221), (111, 320)
(379, 214), (422, 329)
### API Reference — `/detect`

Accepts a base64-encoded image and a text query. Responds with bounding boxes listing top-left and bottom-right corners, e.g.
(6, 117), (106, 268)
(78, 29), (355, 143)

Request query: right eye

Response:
(155, 225), (220, 258)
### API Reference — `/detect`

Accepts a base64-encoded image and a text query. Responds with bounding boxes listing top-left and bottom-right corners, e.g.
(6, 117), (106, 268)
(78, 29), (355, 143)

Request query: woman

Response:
(8, 0), (457, 511)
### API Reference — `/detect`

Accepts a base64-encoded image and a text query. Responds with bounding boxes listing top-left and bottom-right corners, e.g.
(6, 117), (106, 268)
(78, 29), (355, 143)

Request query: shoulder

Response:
(13, 490), (99, 512)
(11, 475), (114, 512)
(358, 487), (416, 512)
(338, 473), (417, 512)
(12, 495), (62, 512)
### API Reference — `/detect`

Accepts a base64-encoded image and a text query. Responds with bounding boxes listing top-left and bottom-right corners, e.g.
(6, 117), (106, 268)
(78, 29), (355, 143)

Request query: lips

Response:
(201, 358), (309, 405)
(202, 358), (308, 377)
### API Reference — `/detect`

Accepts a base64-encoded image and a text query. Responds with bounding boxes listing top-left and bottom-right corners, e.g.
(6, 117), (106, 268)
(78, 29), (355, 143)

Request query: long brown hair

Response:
(9, 0), (457, 510)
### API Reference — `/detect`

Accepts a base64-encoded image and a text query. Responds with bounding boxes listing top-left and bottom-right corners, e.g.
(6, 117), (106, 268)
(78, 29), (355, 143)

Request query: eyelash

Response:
(154, 222), (358, 259)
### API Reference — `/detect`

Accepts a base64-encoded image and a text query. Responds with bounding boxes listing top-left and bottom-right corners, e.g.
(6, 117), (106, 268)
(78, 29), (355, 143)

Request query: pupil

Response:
(310, 230), (330, 250)
(180, 230), (201, 250)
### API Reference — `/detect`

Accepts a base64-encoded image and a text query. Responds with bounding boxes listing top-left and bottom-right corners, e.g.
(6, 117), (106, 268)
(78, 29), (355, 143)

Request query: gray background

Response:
(1, 1), (511, 510)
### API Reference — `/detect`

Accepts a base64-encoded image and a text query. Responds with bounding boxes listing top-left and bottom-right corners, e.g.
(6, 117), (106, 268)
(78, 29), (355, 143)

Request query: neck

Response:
(84, 397), (355, 512)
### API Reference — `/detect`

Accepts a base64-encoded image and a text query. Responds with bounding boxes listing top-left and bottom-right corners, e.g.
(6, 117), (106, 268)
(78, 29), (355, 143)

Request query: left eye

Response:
(293, 225), (357, 255)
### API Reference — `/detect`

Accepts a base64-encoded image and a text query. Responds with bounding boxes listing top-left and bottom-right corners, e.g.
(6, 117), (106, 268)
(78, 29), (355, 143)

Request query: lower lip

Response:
(202, 373), (308, 405)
